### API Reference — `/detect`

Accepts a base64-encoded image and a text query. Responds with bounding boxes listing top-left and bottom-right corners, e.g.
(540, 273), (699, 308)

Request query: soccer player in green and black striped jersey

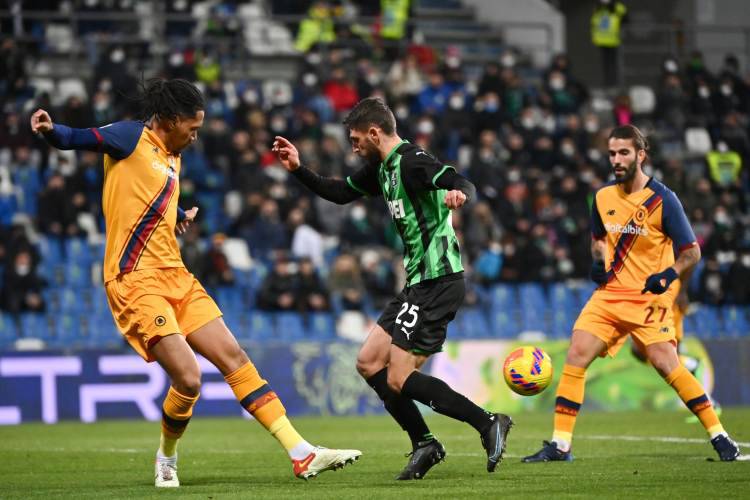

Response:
(273, 97), (513, 480)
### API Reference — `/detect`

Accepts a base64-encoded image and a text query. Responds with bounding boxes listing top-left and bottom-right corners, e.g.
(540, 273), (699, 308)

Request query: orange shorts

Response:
(105, 267), (222, 362)
(673, 302), (684, 343)
(574, 292), (677, 358)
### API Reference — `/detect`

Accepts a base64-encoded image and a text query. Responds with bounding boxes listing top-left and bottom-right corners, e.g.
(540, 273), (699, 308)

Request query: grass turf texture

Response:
(1, 409), (748, 499)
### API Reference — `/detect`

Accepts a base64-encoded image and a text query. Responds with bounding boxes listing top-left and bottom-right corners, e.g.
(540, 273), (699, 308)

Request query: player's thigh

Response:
(174, 269), (224, 339)
(151, 333), (202, 396)
(356, 323), (393, 377)
(643, 341), (680, 377)
(572, 297), (625, 360)
(186, 317), (249, 376)
(105, 272), (182, 362)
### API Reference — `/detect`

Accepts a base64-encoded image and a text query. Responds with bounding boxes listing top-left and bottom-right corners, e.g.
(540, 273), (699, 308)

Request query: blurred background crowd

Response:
(0, 0), (749, 345)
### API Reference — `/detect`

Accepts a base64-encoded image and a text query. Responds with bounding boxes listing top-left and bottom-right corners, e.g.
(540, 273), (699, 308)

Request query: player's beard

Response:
(613, 158), (638, 184)
(360, 137), (381, 164)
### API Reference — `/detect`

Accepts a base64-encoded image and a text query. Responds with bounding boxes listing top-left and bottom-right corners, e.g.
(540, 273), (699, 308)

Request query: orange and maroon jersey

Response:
(590, 178), (696, 300)
(44, 121), (184, 282)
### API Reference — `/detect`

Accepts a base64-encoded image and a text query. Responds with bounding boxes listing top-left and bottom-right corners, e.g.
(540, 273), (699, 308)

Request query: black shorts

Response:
(377, 272), (465, 355)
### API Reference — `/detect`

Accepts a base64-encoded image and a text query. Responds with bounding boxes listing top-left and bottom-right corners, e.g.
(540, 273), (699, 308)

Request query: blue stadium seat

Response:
(575, 282), (598, 310)
(87, 312), (122, 348)
(59, 287), (83, 314)
(276, 312), (305, 341)
(18, 313), (53, 341)
(246, 311), (274, 341)
(449, 307), (490, 339)
(51, 314), (83, 348)
(64, 263), (92, 288)
(723, 306), (749, 338)
(692, 306), (722, 339)
(488, 309), (520, 339)
(64, 237), (93, 265)
(308, 312), (336, 340)
(489, 284), (518, 310)
(214, 286), (243, 314)
(519, 283), (548, 333)
(37, 236), (64, 266)
(0, 314), (18, 349)
(549, 283), (576, 339)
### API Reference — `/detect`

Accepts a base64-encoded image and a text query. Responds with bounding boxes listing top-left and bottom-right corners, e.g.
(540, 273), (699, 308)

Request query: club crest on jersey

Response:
(390, 170), (399, 188)
(634, 206), (647, 224)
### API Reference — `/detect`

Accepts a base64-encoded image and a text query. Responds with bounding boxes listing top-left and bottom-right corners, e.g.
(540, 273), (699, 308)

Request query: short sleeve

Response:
(662, 190), (696, 251)
(402, 148), (455, 191)
(591, 192), (606, 239)
(95, 121), (144, 160)
(346, 162), (381, 197)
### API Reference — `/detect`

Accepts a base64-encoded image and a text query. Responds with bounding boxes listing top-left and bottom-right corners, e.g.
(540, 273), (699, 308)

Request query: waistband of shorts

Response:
(408, 271), (464, 289)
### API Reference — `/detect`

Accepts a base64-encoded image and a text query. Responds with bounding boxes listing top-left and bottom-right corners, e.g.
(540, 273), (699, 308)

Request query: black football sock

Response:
(401, 371), (493, 434)
(367, 368), (433, 447)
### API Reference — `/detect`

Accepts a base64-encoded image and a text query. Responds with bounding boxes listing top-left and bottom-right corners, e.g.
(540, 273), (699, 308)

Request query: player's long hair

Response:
(133, 78), (204, 122)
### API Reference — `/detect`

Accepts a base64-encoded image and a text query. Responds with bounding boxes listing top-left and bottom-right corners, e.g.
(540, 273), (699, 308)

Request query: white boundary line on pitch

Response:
(584, 434), (750, 448)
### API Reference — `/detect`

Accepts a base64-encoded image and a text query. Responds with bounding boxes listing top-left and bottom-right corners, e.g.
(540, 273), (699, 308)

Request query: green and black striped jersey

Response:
(346, 140), (463, 286)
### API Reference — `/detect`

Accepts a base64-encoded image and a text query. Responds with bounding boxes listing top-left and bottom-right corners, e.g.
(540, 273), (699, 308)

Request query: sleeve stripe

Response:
(90, 127), (104, 146)
(346, 176), (369, 195)
(678, 242), (697, 252)
(431, 164), (455, 187)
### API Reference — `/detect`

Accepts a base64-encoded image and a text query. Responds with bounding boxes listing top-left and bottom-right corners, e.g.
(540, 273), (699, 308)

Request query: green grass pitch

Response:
(1, 409), (748, 499)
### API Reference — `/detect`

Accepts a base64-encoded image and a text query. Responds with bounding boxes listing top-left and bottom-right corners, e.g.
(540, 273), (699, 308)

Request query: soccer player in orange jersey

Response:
(31, 78), (360, 487)
(522, 125), (741, 462)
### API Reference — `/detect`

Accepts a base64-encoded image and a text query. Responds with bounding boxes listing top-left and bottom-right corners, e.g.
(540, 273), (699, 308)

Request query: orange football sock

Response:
(160, 386), (199, 457)
(665, 365), (724, 437)
(225, 361), (310, 456)
(552, 364), (586, 450)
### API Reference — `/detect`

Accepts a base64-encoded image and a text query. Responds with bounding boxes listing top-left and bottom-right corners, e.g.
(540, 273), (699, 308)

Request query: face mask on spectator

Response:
(270, 116), (287, 133)
(542, 117), (556, 133)
(561, 143), (575, 157)
(663, 60), (678, 73)
(394, 106), (409, 120)
(351, 206), (366, 221)
(484, 98), (499, 113)
(742, 255), (750, 267)
(449, 95), (465, 110)
(303, 73), (318, 87)
(306, 52), (322, 66)
(698, 86), (710, 98)
(714, 209), (730, 226)
(169, 52), (184, 67)
(417, 119), (434, 135)
(717, 142), (729, 153)
(501, 53), (515, 68)
(588, 148), (602, 162)
(549, 77), (565, 90)
(507, 170), (521, 183)
(110, 48), (125, 63)
(720, 83), (732, 96)
(243, 88), (258, 104)
(98, 79), (112, 92)
(521, 116), (535, 130)
(15, 264), (30, 276)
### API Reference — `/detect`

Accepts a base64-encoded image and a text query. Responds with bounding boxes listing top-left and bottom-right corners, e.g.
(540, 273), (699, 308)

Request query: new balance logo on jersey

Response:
(388, 199), (406, 219)
(607, 209), (616, 216)
(604, 222), (649, 237)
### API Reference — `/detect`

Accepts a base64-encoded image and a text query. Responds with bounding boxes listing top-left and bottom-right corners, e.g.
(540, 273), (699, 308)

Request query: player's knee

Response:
(173, 370), (202, 396)
(356, 353), (381, 379)
(386, 371), (405, 394)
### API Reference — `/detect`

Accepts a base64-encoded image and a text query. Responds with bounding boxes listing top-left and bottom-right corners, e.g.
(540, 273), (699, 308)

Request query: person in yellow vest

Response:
(706, 141), (743, 188)
(295, 1), (336, 53)
(380, 0), (411, 60)
(591, 0), (628, 87)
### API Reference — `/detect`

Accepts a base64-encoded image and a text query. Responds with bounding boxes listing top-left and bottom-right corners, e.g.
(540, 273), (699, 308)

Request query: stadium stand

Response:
(0, 0), (748, 350)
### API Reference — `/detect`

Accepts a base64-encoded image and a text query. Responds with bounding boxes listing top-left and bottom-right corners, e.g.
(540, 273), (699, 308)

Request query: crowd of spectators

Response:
(1, 2), (750, 323)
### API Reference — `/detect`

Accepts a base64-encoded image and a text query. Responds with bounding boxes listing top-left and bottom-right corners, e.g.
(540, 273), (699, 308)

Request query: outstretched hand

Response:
(272, 136), (301, 171)
(176, 207), (199, 235)
(30, 109), (54, 134)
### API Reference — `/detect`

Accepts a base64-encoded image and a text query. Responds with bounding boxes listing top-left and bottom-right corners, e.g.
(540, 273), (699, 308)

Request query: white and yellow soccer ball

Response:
(503, 346), (553, 396)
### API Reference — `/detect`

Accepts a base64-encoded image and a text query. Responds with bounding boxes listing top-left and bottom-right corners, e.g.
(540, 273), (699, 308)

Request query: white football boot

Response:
(293, 447), (362, 480)
(155, 453), (179, 487)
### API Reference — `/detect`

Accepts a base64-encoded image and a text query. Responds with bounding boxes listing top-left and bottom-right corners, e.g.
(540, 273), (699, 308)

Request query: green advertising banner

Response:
(429, 338), (714, 413)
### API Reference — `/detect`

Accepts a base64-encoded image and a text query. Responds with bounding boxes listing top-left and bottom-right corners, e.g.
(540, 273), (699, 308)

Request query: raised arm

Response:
(31, 109), (143, 160)
(273, 135), (370, 205)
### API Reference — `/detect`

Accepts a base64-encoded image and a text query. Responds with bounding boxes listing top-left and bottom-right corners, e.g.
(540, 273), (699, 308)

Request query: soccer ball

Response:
(503, 346), (553, 396)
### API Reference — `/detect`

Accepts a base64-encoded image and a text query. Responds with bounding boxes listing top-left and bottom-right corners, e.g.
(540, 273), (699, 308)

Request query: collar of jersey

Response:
(144, 125), (179, 156)
(381, 139), (409, 169)
(616, 176), (653, 200)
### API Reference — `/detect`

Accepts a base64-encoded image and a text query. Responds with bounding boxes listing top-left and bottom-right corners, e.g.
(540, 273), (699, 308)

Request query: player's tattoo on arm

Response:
(672, 243), (701, 278)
